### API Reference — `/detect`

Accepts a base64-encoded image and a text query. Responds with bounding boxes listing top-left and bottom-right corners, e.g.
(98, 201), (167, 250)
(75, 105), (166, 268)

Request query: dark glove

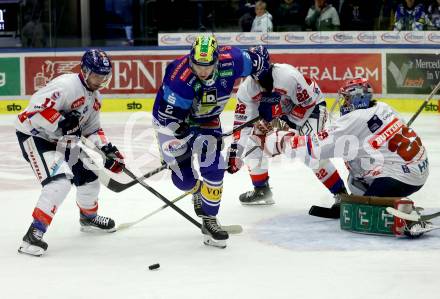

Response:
(58, 111), (81, 136)
(174, 122), (191, 139)
(101, 143), (125, 173)
(258, 92), (283, 122)
(227, 143), (244, 174)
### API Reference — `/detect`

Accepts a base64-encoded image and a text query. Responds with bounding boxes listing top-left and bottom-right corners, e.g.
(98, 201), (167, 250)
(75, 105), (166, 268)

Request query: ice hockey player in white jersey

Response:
(258, 77), (429, 200)
(227, 46), (346, 209)
(15, 49), (125, 256)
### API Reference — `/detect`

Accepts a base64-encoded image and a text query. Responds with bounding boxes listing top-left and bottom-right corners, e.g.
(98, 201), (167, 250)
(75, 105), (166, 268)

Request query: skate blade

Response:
(240, 198), (275, 206)
(203, 235), (227, 249)
(18, 241), (45, 257)
(80, 225), (116, 233)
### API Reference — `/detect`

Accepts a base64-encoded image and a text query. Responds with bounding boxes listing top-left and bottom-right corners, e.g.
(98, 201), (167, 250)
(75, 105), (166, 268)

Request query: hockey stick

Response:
(120, 164), (244, 233)
(309, 83), (440, 219)
(116, 192), (190, 231)
(407, 80), (440, 126)
(116, 191), (243, 234)
(386, 207), (440, 222)
(122, 165), (202, 229)
(102, 116), (261, 193)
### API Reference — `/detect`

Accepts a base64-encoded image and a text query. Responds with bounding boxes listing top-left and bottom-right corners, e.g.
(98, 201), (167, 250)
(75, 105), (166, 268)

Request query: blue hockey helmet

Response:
(338, 77), (373, 116)
(80, 49), (112, 89)
(248, 45), (271, 82)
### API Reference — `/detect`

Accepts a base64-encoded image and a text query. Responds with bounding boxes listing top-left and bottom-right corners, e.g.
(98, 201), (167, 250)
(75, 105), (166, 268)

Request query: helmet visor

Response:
(87, 71), (112, 90)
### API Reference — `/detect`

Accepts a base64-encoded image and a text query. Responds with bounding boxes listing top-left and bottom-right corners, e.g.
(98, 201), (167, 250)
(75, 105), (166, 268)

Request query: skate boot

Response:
(192, 192), (205, 217)
(18, 224), (48, 257)
(79, 212), (116, 233)
(328, 187), (349, 219)
(202, 216), (229, 249)
(239, 182), (274, 205)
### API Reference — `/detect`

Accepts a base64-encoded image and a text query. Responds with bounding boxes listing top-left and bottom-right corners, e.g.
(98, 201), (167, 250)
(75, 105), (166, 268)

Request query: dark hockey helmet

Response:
(338, 77), (373, 116)
(80, 49), (112, 89)
(248, 45), (271, 82)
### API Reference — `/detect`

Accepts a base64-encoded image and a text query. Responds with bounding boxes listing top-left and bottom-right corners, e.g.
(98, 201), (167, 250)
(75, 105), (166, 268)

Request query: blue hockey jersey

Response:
(153, 46), (262, 126)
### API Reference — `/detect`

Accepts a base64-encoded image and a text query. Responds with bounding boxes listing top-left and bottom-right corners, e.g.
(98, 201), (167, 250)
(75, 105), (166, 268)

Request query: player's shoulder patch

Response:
(367, 114), (383, 133)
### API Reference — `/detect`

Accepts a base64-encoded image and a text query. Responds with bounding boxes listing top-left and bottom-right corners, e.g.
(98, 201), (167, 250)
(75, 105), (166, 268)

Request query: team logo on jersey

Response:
(367, 114), (383, 133)
(201, 89), (217, 105)
(162, 139), (187, 157)
(220, 79), (227, 88)
(51, 91), (61, 101)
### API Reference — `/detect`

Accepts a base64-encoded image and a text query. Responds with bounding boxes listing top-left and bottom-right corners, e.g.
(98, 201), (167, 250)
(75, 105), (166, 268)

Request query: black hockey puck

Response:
(148, 263), (160, 270)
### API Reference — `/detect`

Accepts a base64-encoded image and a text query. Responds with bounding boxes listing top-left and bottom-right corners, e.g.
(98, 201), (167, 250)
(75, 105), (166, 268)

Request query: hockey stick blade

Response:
(222, 225), (243, 234)
(309, 205), (340, 219)
(118, 223), (242, 234)
(386, 207), (440, 222)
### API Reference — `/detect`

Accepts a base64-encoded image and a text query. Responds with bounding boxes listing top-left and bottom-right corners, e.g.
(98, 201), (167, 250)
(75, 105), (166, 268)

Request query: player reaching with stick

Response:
(152, 35), (271, 248)
(15, 49), (125, 256)
(227, 46), (346, 213)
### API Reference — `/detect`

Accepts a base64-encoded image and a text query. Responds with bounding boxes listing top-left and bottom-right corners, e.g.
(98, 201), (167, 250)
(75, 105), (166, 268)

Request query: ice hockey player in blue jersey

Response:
(152, 34), (270, 248)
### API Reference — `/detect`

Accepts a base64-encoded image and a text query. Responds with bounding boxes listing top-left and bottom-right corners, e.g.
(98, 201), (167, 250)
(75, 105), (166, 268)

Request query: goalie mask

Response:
(80, 49), (113, 90)
(338, 77), (373, 116)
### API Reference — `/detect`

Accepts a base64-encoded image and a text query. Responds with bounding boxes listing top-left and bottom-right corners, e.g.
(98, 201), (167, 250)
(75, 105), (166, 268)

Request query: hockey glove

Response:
(101, 143), (125, 173)
(174, 122), (191, 139)
(254, 119), (273, 135)
(227, 143), (244, 174)
(58, 111), (82, 137)
(258, 92), (283, 122)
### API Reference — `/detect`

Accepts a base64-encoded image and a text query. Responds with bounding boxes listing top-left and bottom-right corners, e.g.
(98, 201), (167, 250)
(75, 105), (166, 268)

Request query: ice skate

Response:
(79, 213), (116, 233)
(18, 225), (48, 257)
(239, 183), (274, 205)
(192, 192), (205, 217)
(202, 216), (229, 249)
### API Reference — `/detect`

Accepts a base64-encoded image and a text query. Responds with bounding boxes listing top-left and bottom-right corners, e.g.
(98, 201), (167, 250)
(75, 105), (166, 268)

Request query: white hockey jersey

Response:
(15, 73), (108, 147)
(274, 102), (429, 187)
(233, 63), (324, 147)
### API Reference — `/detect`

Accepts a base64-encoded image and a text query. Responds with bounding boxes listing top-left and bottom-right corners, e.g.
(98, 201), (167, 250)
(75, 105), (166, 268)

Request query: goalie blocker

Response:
(339, 194), (429, 238)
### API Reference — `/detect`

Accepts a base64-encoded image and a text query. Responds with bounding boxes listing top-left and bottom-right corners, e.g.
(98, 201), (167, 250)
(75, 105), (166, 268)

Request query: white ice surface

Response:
(1, 112), (440, 299)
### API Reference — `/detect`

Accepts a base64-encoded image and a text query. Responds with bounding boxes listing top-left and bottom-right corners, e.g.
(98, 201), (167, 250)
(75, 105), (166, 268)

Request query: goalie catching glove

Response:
(101, 143), (125, 173)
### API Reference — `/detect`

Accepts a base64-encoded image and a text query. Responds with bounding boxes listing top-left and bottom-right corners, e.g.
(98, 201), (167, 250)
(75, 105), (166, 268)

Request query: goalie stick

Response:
(309, 81), (440, 219)
(386, 207), (440, 222)
(116, 192), (243, 234)
(102, 116), (261, 193)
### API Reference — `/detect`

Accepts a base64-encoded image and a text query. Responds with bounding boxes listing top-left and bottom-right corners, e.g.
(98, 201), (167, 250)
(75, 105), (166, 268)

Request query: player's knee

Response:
(76, 179), (100, 203)
(171, 171), (198, 191)
(200, 163), (224, 183)
(42, 177), (72, 199)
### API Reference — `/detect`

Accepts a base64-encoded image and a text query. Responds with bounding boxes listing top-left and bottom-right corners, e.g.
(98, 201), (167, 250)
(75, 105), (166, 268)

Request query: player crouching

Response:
(252, 77), (429, 223)
(15, 49), (124, 256)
